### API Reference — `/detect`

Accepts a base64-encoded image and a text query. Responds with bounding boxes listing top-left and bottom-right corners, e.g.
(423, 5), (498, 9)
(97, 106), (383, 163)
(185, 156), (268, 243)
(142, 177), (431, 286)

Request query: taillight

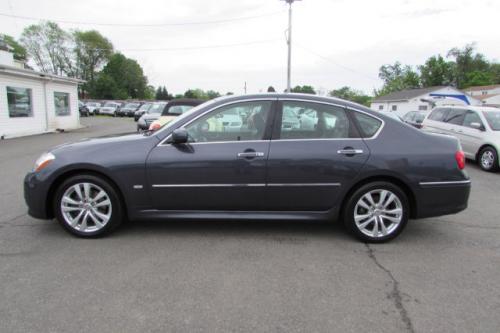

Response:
(149, 123), (161, 131)
(455, 150), (465, 170)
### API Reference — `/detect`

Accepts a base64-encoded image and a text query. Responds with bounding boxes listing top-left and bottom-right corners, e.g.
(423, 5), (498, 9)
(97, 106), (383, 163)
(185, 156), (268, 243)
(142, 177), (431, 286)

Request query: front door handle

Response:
(237, 152), (265, 158)
(337, 148), (364, 156)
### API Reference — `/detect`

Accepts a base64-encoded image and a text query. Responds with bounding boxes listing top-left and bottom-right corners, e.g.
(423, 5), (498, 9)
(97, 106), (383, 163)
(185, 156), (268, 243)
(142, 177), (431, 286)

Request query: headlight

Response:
(34, 152), (55, 172)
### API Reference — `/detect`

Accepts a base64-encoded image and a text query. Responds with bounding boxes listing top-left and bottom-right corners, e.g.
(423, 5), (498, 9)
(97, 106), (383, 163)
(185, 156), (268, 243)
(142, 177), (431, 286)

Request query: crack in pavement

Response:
(365, 243), (415, 333)
(0, 213), (27, 225)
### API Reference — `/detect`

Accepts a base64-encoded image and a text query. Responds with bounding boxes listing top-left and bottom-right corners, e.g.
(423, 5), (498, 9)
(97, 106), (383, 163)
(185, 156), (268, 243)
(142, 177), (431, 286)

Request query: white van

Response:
(421, 105), (500, 171)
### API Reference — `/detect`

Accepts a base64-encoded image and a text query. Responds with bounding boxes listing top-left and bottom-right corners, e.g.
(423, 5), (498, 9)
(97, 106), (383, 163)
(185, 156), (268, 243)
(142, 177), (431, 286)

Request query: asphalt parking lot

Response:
(1, 117), (499, 333)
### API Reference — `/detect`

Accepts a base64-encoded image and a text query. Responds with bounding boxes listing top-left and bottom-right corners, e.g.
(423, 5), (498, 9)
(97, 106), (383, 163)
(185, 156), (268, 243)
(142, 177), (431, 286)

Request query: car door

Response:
(265, 100), (370, 211)
(444, 108), (467, 139)
(423, 108), (450, 134)
(146, 99), (275, 210)
(458, 110), (485, 159)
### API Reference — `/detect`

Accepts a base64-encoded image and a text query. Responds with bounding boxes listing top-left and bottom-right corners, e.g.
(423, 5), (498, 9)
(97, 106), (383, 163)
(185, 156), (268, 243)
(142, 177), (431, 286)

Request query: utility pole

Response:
(244, 81), (247, 94)
(281, 0), (301, 93)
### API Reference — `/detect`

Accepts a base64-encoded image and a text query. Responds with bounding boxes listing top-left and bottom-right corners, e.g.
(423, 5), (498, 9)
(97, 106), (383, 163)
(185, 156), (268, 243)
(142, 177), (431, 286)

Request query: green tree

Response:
(447, 43), (491, 88)
(73, 30), (113, 96)
(90, 73), (125, 99)
(144, 85), (155, 100)
(329, 86), (372, 106)
(290, 85), (316, 94)
(184, 89), (221, 100)
(419, 55), (454, 87)
(20, 21), (75, 76)
(267, 86), (276, 92)
(375, 62), (420, 96)
(101, 53), (148, 99)
(1, 34), (27, 60)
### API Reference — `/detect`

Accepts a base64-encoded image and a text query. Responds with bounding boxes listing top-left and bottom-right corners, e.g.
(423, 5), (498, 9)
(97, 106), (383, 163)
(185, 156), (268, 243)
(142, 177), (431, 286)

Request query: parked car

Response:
(134, 103), (153, 121)
(148, 99), (204, 131)
(78, 101), (89, 117)
(136, 102), (168, 131)
(117, 102), (143, 117)
(85, 102), (101, 115)
(99, 101), (122, 116)
(422, 105), (500, 172)
(24, 93), (470, 242)
(402, 110), (427, 128)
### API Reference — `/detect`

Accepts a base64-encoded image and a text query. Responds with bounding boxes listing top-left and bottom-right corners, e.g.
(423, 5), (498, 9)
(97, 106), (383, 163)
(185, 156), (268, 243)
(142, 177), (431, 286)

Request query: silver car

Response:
(422, 105), (500, 171)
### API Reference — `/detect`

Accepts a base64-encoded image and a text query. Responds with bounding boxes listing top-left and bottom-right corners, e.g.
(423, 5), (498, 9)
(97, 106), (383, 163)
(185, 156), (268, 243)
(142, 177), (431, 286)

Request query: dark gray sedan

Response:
(24, 94), (471, 242)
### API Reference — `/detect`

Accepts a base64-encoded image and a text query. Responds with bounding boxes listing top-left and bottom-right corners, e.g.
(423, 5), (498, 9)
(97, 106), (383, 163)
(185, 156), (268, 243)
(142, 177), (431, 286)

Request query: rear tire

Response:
(53, 174), (124, 237)
(478, 146), (499, 172)
(344, 181), (409, 243)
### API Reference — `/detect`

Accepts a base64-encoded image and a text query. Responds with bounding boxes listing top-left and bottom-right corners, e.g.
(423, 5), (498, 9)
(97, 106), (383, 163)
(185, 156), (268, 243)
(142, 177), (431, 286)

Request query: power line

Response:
(88, 38), (281, 52)
(0, 10), (284, 27)
(296, 43), (380, 82)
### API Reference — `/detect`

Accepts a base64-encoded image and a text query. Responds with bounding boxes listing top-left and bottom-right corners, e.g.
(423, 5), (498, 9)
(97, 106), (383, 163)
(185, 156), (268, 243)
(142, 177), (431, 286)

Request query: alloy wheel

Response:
(354, 189), (403, 238)
(60, 182), (112, 233)
(481, 150), (494, 169)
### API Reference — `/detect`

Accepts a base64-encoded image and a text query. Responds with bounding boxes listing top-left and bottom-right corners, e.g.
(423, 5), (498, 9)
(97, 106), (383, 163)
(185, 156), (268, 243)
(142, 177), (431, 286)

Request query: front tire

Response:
(344, 182), (409, 243)
(478, 147), (499, 172)
(53, 174), (124, 237)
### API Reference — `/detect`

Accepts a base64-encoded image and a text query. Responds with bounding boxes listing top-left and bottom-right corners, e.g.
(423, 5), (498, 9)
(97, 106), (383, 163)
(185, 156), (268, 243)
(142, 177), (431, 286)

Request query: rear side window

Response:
(444, 109), (466, 125)
(352, 111), (382, 138)
(428, 108), (449, 122)
(278, 101), (357, 139)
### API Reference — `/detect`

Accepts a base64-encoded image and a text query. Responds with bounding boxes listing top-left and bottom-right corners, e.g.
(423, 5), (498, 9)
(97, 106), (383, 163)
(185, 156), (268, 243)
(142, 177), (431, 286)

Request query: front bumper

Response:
(24, 172), (51, 219)
(415, 180), (471, 218)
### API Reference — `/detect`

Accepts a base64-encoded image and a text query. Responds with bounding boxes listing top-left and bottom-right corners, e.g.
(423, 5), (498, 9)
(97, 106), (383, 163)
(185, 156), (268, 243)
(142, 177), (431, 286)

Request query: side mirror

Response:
(170, 128), (189, 144)
(470, 122), (485, 131)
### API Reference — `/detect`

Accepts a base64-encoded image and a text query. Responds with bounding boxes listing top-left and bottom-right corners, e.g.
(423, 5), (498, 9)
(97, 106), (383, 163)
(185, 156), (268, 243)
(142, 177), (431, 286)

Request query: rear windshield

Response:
(149, 103), (167, 114)
(163, 105), (195, 116)
(483, 111), (500, 131)
(139, 103), (151, 111)
(104, 102), (117, 107)
(124, 103), (140, 109)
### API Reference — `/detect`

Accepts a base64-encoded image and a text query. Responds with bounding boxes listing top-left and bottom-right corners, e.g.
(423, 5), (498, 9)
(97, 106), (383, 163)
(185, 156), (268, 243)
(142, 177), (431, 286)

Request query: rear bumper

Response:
(24, 172), (51, 219)
(415, 180), (471, 218)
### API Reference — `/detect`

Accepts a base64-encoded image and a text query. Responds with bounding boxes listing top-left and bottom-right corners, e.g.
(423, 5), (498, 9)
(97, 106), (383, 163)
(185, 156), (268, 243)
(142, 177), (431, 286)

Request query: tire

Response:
(478, 146), (499, 172)
(53, 174), (124, 237)
(344, 181), (409, 243)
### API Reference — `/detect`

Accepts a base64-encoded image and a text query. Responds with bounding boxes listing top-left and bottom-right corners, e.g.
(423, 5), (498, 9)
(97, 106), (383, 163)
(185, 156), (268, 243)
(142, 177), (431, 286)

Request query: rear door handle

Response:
(237, 152), (264, 158)
(337, 149), (364, 156)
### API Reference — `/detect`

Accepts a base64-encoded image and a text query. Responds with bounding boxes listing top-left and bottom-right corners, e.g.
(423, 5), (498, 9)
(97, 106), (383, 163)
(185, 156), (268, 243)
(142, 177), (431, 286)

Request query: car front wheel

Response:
(478, 147), (499, 172)
(54, 174), (123, 237)
(344, 182), (409, 243)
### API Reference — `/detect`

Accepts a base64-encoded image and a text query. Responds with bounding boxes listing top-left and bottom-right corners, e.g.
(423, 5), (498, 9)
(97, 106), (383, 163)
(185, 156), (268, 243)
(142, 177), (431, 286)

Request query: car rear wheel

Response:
(344, 182), (409, 243)
(478, 147), (499, 172)
(54, 174), (123, 237)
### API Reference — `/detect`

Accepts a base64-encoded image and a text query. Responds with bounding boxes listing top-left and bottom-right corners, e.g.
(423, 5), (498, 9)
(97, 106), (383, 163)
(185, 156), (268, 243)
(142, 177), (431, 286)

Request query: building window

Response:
(392, 105), (397, 111)
(482, 91), (487, 95)
(54, 92), (70, 116)
(378, 105), (384, 110)
(7, 87), (33, 118)
(418, 105), (428, 111)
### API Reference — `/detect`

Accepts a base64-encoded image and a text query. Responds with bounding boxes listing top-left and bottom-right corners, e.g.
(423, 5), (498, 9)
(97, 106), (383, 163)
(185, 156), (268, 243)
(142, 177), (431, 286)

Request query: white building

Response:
(463, 84), (500, 108)
(0, 48), (83, 139)
(370, 86), (481, 117)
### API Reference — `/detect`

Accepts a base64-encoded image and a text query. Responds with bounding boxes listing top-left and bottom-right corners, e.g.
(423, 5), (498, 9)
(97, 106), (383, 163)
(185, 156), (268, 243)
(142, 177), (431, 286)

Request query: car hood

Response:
(50, 132), (151, 154)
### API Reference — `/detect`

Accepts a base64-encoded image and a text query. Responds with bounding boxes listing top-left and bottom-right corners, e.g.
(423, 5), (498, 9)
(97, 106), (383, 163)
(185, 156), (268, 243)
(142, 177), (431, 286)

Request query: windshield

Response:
(148, 103), (167, 114)
(139, 103), (151, 111)
(483, 111), (500, 131)
(154, 99), (216, 134)
(104, 102), (117, 107)
(415, 111), (427, 122)
(87, 102), (99, 107)
(124, 103), (140, 109)
(165, 105), (195, 116)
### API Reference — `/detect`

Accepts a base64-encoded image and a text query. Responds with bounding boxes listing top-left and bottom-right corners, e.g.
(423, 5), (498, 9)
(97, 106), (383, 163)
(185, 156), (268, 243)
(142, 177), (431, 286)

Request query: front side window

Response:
(54, 92), (70, 116)
(483, 111), (500, 131)
(392, 105), (397, 111)
(7, 87), (33, 118)
(463, 111), (483, 129)
(445, 108), (466, 125)
(352, 111), (382, 138)
(279, 101), (354, 139)
(185, 101), (271, 143)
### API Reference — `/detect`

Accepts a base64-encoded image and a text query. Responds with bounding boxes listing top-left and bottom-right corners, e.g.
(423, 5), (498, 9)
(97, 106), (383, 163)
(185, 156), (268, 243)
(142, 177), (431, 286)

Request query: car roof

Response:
(435, 105), (500, 112)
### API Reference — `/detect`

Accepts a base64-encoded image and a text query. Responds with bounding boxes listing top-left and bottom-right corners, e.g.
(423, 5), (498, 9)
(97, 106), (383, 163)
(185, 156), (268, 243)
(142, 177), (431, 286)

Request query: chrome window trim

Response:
(277, 98), (385, 140)
(419, 180), (471, 186)
(152, 182), (341, 188)
(157, 98), (277, 147)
